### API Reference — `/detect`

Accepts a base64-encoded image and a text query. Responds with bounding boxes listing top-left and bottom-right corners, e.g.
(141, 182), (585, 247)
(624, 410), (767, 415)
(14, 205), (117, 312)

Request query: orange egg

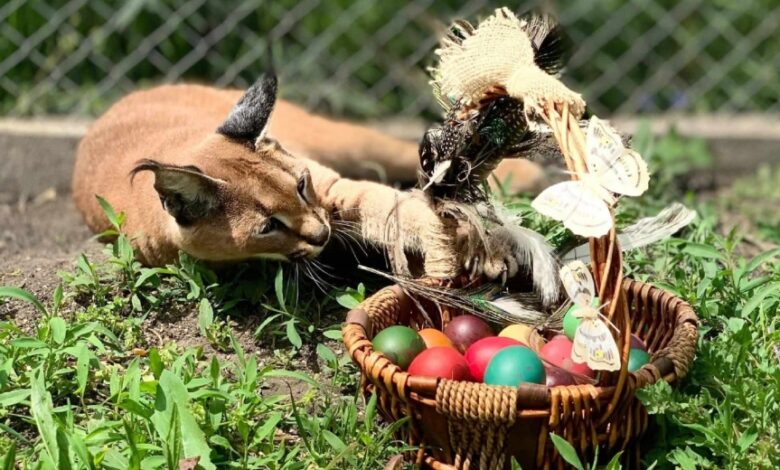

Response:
(418, 328), (454, 349)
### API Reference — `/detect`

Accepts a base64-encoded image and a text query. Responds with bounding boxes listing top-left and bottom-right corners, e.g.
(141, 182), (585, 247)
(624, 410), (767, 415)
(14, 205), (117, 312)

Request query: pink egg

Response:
(539, 337), (595, 378)
(464, 336), (521, 382)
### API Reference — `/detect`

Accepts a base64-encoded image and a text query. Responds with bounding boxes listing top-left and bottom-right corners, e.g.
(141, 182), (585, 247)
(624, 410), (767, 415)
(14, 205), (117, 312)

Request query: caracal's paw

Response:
(457, 223), (521, 284)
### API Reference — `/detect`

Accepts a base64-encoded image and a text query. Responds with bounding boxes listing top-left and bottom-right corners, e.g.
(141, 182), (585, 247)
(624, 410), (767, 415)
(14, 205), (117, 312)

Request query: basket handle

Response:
(539, 103), (633, 421)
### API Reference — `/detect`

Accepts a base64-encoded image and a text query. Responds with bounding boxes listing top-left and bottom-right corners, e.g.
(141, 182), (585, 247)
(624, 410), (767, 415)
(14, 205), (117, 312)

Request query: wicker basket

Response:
(341, 106), (698, 469)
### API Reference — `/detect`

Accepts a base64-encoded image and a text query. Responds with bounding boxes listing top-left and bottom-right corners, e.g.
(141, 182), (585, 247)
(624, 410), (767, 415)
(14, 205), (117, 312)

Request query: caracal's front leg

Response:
(303, 158), (456, 277)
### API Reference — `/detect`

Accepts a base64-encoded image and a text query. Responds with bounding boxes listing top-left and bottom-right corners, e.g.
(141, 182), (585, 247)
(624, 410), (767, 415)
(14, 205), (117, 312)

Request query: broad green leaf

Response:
(1, 443), (15, 470)
(335, 294), (360, 309)
(11, 337), (48, 349)
(316, 343), (338, 366)
(209, 435), (234, 451)
(253, 313), (281, 339)
(745, 248), (780, 274)
(683, 243), (724, 261)
(322, 330), (342, 340)
(670, 448), (698, 470)
(140, 456), (167, 469)
(604, 451), (624, 470)
(31, 372), (60, 467)
(75, 344), (91, 397)
(265, 369), (317, 386)
(737, 430), (758, 452)
(96, 195), (121, 230)
(198, 299), (214, 336)
(321, 430), (347, 452)
(148, 348), (163, 380)
(274, 266), (286, 311)
(549, 433), (584, 470)
(0, 286), (47, 315)
(49, 317), (67, 345)
(119, 399), (154, 419)
(741, 283), (780, 317)
(154, 371), (215, 470)
(131, 294), (142, 312)
(286, 320), (302, 349)
(134, 268), (163, 289)
(364, 393), (377, 430)
(0, 388), (29, 407)
(68, 431), (94, 470)
(727, 317), (746, 333)
(253, 412), (282, 444)
(52, 284), (63, 315)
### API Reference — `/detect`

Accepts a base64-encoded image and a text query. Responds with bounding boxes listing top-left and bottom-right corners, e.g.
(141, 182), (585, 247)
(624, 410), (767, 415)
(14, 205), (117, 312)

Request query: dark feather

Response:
(521, 14), (570, 76)
(418, 96), (537, 203)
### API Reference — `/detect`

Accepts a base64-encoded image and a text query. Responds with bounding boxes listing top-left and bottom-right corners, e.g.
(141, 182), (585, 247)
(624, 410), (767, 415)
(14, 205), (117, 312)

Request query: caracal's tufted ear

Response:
(130, 159), (225, 226)
(217, 73), (278, 149)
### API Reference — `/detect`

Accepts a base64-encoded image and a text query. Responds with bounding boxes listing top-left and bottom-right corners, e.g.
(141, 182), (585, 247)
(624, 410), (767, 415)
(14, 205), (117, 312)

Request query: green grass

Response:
(1, 129), (780, 468)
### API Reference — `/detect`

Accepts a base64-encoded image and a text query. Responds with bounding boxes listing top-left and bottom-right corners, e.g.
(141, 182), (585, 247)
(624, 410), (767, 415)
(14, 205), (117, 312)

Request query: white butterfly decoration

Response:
(559, 260), (621, 371)
(531, 116), (650, 237)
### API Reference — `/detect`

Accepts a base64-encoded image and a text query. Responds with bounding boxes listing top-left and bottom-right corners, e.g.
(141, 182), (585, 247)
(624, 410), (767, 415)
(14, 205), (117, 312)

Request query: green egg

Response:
(563, 296), (600, 340)
(484, 346), (545, 386)
(372, 326), (426, 370)
(628, 348), (651, 372)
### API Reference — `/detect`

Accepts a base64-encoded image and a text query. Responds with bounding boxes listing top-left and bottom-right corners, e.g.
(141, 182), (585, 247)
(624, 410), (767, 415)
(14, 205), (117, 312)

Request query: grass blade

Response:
(0, 286), (47, 315)
(549, 433), (584, 470)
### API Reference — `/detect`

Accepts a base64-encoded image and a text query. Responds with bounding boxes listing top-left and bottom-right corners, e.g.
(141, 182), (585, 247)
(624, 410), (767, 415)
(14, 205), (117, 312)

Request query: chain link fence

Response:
(2, 0), (779, 118)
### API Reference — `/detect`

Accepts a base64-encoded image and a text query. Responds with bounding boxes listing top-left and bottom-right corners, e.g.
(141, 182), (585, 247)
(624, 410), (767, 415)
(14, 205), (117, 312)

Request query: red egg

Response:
(545, 366), (576, 387)
(630, 334), (647, 351)
(464, 336), (521, 382)
(408, 347), (472, 381)
(539, 337), (595, 378)
(443, 315), (494, 353)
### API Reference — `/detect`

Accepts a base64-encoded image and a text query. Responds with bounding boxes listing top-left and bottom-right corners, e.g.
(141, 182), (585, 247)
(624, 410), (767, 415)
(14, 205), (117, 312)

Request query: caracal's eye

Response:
(256, 217), (282, 236)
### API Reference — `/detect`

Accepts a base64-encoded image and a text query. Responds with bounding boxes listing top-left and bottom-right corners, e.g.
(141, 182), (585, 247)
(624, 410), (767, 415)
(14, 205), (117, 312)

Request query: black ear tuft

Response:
(130, 159), (224, 226)
(217, 74), (278, 145)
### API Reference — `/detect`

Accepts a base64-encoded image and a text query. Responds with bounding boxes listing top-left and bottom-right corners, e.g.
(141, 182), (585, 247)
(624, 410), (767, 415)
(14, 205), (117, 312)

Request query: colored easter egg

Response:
(628, 348), (650, 372)
(418, 328), (454, 349)
(498, 324), (534, 345)
(464, 336), (521, 382)
(372, 326), (425, 370)
(444, 315), (493, 353)
(545, 366), (576, 387)
(408, 347), (472, 380)
(563, 296), (600, 340)
(484, 346), (545, 386)
(539, 337), (595, 378)
(630, 334), (646, 351)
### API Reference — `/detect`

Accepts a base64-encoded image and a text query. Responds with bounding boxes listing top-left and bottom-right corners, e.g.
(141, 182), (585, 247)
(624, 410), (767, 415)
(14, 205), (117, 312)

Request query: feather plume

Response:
(422, 159), (453, 191)
(562, 203), (697, 262)
(359, 265), (549, 326)
(493, 203), (560, 305)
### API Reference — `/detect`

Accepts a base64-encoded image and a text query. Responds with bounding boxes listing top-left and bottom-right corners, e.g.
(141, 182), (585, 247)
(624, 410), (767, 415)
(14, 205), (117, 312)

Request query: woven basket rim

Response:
(343, 278), (698, 411)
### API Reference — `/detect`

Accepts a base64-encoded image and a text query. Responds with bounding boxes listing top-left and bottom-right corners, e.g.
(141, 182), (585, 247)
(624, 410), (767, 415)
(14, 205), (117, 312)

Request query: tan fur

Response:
(73, 84), (537, 278)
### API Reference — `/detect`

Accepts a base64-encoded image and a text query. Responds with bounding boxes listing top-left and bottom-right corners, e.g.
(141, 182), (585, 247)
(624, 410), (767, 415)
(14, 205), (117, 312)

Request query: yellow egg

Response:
(498, 324), (534, 345)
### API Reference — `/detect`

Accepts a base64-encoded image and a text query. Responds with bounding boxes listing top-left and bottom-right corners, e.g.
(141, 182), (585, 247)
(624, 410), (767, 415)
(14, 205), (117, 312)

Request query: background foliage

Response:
(2, 0), (779, 117)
